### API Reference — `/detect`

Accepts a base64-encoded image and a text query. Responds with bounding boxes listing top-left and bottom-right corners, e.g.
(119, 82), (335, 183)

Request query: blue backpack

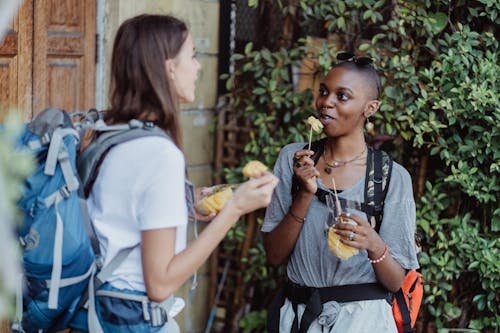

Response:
(13, 107), (172, 333)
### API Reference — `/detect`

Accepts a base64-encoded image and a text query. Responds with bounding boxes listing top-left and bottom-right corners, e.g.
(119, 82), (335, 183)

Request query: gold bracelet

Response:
(289, 210), (306, 224)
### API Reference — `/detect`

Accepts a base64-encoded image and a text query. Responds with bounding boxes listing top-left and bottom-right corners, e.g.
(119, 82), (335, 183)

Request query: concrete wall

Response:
(101, 1), (220, 332)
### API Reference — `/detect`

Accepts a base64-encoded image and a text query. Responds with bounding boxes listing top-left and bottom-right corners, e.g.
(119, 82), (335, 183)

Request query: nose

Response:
(319, 94), (336, 109)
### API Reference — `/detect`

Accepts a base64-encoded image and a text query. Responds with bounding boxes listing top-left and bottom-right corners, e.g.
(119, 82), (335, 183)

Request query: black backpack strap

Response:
(364, 148), (393, 232)
(373, 149), (384, 232)
(395, 289), (414, 333)
(266, 287), (285, 333)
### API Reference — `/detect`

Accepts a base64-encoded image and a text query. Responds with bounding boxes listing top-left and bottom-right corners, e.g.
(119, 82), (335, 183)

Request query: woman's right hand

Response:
(293, 149), (319, 195)
(227, 172), (279, 216)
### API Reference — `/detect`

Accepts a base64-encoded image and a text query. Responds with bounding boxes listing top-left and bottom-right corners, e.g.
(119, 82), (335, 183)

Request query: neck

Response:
(325, 135), (367, 161)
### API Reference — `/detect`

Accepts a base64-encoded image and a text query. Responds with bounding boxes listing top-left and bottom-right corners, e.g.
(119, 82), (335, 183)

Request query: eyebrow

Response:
(320, 83), (353, 94)
(337, 86), (353, 94)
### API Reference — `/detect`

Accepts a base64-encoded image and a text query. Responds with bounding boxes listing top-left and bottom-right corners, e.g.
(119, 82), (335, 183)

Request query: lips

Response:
(318, 110), (335, 125)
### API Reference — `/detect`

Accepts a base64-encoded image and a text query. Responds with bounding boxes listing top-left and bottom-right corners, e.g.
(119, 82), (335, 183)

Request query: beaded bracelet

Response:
(368, 244), (388, 264)
(289, 210), (306, 224)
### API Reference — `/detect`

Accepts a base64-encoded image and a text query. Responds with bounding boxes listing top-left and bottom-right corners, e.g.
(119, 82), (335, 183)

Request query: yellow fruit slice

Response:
(242, 160), (268, 178)
(307, 116), (324, 133)
(327, 226), (359, 260)
(196, 186), (233, 214)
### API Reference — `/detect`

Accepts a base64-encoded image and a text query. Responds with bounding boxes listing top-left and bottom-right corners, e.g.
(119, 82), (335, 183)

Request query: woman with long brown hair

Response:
(70, 14), (278, 333)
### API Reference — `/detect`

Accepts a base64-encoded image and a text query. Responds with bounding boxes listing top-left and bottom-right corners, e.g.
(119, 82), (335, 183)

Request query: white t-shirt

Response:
(87, 136), (188, 291)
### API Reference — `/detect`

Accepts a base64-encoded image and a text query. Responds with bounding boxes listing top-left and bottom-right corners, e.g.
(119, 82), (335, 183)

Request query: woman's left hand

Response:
(332, 212), (385, 253)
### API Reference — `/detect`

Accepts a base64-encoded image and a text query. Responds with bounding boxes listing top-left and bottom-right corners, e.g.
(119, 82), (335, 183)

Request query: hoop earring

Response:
(365, 117), (375, 136)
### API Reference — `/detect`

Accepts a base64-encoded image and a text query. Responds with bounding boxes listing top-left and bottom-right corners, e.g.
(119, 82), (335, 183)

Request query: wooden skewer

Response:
(331, 177), (342, 216)
(308, 127), (313, 150)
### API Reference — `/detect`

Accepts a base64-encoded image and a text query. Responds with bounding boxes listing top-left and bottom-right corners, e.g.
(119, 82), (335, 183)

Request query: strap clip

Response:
(59, 185), (71, 198)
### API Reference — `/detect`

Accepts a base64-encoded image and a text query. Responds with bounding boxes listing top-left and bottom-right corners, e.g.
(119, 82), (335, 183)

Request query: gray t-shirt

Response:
(262, 142), (419, 288)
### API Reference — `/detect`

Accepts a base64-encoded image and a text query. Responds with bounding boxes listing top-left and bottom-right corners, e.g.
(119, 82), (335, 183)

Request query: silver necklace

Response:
(323, 144), (367, 174)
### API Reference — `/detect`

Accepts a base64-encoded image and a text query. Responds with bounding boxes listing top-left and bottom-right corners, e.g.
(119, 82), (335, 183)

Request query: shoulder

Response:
(277, 142), (307, 159)
(107, 136), (184, 171)
(386, 160), (414, 202)
(114, 136), (181, 158)
(389, 161), (412, 185)
(274, 142), (307, 169)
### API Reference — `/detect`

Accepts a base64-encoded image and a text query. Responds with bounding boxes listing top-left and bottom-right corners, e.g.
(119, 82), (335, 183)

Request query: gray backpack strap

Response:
(87, 245), (175, 331)
(87, 245), (136, 333)
(77, 122), (169, 197)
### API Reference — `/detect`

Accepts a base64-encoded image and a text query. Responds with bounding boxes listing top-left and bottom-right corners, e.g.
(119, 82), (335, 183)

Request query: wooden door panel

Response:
(49, 0), (81, 28)
(47, 58), (81, 109)
(0, 22), (18, 120)
(0, 0), (32, 120)
(34, 0), (95, 115)
(0, 58), (17, 113)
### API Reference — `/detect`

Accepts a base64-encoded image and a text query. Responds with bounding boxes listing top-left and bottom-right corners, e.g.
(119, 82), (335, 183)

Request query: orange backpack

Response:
(392, 269), (424, 333)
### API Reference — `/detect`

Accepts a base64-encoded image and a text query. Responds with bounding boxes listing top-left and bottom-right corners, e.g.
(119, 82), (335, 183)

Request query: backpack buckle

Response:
(40, 132), (51, 146)
(128, 119), (143, 129)
(59, 185), (71, 198)
(148, 304), (168, 326)
(373, 176), (383, 184)
(95, 255), (104, 270)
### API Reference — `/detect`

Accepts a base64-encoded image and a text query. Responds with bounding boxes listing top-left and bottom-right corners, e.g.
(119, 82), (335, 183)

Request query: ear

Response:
(165, 59), (176, 81)
(363, 100), (380, 118)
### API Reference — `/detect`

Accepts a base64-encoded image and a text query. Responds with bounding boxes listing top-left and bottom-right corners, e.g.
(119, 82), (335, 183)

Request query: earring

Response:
(365, 117), (375, 136)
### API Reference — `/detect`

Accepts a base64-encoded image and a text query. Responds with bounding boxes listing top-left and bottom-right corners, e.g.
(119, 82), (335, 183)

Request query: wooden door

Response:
(0, 0), (95, 332)
(0, 0), (32, 121)
(33, 0), (96, 116)
(0, 0), (96, 121)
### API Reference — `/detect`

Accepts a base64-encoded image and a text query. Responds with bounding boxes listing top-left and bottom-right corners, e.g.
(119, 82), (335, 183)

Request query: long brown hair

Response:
(107, 14), (188, 148)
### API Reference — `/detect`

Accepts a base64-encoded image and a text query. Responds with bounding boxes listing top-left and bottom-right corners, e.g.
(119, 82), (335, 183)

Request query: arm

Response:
(263, 190), (314, 266)
(142, 173), (278, 302)
(263, 149), (319, 266)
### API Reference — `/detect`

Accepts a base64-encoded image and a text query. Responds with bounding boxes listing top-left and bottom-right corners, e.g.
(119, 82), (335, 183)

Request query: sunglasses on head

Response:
(336, 52), (373, 66)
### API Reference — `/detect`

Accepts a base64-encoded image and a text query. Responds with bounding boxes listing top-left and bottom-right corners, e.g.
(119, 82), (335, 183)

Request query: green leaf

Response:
(359, 43), (371, 52)
(429, 12), (448, 35)
(248, 0), (259, 9)
(336, 16), (345, 30)
(245, 42), (254, 55)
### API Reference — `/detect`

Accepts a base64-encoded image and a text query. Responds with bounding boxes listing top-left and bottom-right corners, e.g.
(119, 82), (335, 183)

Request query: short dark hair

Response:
(107, 14), (188, 148)
(332, 61), (382, 100)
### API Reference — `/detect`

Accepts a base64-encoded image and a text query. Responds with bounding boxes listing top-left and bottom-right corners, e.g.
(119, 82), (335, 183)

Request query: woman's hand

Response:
(333, 212), (386, 257)
(333, 212), (406, 292)
(195, 209), (216, 222)
(227, 172), (279, 216)
(194, 187), (217, 221)
(293, 149), (319, 195)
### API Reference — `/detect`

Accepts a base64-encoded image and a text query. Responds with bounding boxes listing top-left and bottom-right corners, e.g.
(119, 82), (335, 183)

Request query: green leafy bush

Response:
(221, 1), (499, 331)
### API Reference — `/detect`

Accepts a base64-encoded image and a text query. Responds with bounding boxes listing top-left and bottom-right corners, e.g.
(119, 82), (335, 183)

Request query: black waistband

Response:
(285, 281), (393, 304)
(267, 281), (393, 333)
